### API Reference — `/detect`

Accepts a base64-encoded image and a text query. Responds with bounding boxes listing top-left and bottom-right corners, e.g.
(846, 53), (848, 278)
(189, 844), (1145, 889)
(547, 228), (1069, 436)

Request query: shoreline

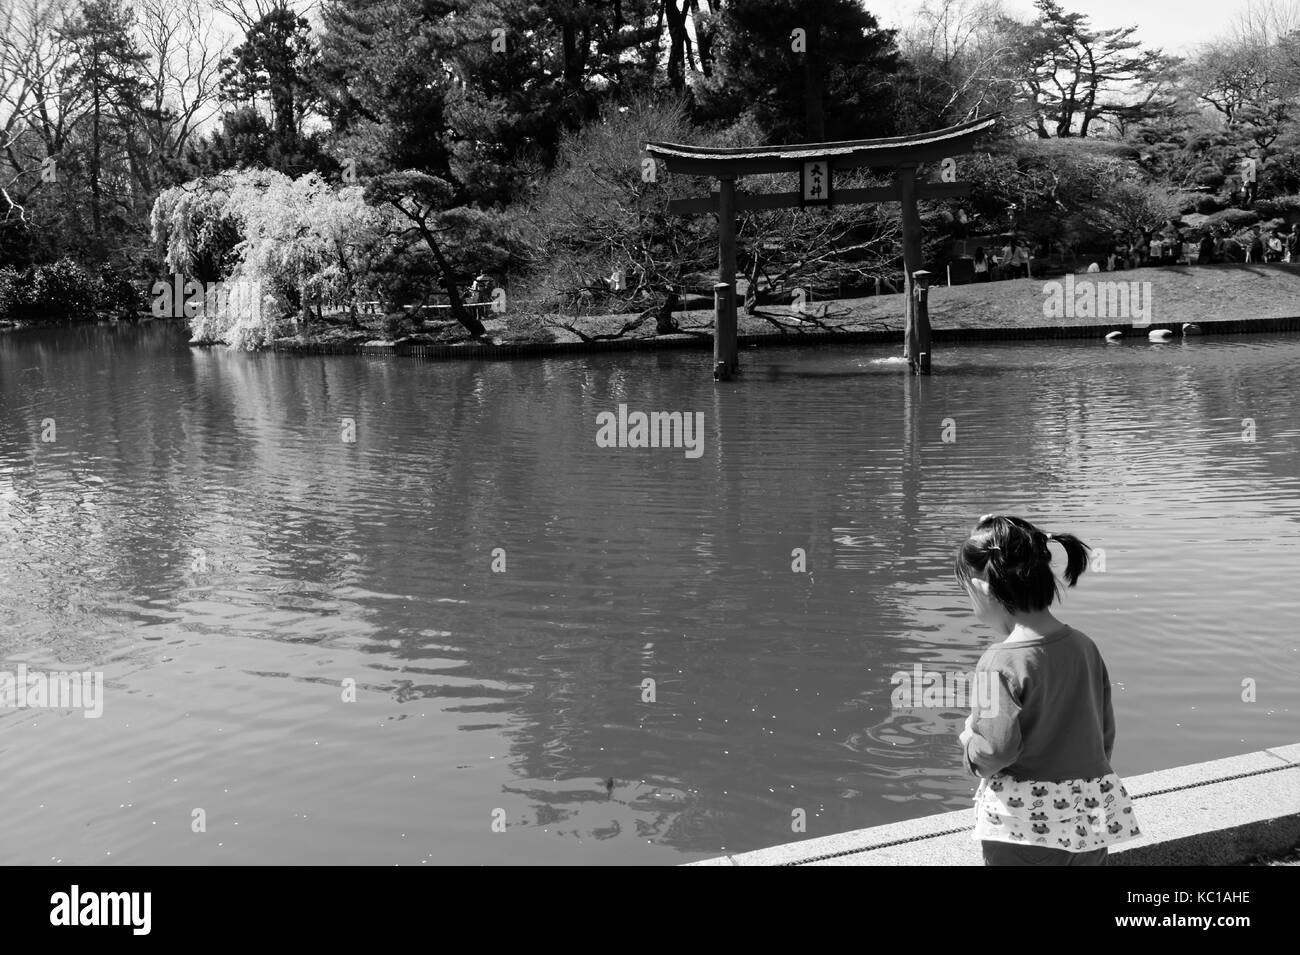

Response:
(261, 313), (1300, 360)
(8, 264), (1300, 359)
(689, 743), (1300, 866)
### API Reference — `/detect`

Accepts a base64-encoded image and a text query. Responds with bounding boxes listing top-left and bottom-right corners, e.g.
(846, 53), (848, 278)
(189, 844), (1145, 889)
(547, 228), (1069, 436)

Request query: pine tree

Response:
(695, 0), (905, 144)
(59, 0), (151, 246)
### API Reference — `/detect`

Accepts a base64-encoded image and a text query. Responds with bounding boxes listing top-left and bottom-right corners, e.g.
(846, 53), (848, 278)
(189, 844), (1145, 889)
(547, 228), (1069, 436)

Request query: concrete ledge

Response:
(691, 744), (1300, 866)
(263, 315), (1300, 361)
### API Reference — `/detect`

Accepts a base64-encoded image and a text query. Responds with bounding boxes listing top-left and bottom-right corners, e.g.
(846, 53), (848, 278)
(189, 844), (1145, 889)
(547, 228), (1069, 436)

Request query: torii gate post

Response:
(716, 176), (738, 379)
(896, 162), (929, 374)
(646, 116), (998, 379)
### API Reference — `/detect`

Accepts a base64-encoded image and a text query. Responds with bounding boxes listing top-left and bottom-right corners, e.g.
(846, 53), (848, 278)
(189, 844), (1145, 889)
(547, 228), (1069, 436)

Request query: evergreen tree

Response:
(59, 0), (152, 248)
(220, 6), (314, 151)
(695, 0), (905, 143)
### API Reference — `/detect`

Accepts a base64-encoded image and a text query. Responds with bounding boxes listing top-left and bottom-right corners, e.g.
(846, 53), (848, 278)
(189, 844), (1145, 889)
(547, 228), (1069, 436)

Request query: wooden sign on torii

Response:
(645, 115), (999, 379)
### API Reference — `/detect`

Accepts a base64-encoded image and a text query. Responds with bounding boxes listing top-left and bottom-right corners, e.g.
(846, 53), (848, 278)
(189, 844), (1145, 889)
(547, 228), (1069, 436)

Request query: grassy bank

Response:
(356, 262), (1300, 349)
(548, 262), (1300, 344)
(16, 262), (1291, 349)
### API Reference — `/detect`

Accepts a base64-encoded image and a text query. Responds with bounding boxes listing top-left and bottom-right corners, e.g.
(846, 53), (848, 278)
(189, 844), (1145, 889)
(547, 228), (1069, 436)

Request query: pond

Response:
(2, 323), (1298, 865)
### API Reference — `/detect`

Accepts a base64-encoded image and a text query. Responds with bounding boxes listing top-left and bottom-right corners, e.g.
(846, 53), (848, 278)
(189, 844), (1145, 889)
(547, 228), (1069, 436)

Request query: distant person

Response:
(955, 207), (970, 238)
(1240, 155), (1258, 207)
(1086, 261), (1100, 273)
(1197, 231), (1215, 265)
(470, 273), (494, 304)
(973, 247), (990, 282)
(1286, 229), (1298, 263)
(1247, 227), (1264, 264)
(1010, 240), (1030, 279)
(1148, 233), (1163, 264)
(1163, 219), (1182, 263)
(955, 515), (1141, 866)
(1267, 230), (1284, 262)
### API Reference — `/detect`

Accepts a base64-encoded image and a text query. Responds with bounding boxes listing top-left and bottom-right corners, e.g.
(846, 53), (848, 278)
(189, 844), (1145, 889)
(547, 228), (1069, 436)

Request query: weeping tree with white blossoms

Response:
(151, 169), (393, 348)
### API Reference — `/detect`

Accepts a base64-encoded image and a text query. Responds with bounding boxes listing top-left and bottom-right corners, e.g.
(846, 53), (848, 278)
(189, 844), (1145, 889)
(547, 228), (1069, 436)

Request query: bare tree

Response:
(134, 0), (228, 182)
(0, 0), (86, 226)
(901, 0), (1018, 123)
(212, 0), (319, 33)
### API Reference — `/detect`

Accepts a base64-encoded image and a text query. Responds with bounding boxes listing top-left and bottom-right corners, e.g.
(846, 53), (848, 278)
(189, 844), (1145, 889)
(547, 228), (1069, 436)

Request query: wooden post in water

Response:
(896, 163), (930, 375)
(713, 282), (732, 380)
(715, 177), (739, 381)
(913, 269), (932, 374)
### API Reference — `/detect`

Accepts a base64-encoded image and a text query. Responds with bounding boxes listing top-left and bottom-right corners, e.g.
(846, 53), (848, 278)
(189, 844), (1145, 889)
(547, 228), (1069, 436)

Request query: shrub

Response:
(1195, 193), (1228, 215)
(23, 259), (98, 320)
(0, 266), (30, 319)
(1252, 195), (1300, 221)
(1262, 153), (1300, 197)
(95, 265), (144, 315)
(1204, 208), (1262, 231)
(381, 312), (416, 339)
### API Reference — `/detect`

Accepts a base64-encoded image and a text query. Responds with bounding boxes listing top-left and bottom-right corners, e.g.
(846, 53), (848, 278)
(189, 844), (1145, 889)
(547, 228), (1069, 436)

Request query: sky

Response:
(874, 0), (1249, 55)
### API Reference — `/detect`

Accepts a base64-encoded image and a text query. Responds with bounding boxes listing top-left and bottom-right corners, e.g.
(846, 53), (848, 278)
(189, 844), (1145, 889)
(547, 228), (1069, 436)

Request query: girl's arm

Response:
(1102, 660), (1116, 763)
(961, 669), (1023, 778)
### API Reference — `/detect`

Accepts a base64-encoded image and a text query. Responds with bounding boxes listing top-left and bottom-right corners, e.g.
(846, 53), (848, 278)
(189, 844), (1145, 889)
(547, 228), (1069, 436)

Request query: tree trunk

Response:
(690, 0), (715, 77)
(419, 224), (485, 337)
(656, 286), (680, 334)
(562, 21), (583, 91)
(744, 253), (761, 315)
(91, 78), (102, 242)
(804, 10), (825, 141)
(664, 0), (688, 92)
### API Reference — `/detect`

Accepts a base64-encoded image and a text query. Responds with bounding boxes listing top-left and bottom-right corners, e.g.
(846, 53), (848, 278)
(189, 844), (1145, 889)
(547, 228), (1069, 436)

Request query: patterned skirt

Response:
(973, 772), (1142, 852)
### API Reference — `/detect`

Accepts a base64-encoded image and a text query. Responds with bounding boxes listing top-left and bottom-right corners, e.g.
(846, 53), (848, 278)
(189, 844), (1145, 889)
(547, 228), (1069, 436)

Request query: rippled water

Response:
(1, 324), (1298, 865)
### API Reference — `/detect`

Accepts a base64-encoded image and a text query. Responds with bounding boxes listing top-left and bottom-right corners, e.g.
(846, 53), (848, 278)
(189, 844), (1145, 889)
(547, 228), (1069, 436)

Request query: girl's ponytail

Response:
(1048, 532), (1090, 587)
(956, 516), (1092, 613)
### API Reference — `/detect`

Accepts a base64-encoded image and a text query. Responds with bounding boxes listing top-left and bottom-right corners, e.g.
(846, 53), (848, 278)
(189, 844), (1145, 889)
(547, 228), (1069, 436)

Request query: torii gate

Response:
(645, 115), (999, 379)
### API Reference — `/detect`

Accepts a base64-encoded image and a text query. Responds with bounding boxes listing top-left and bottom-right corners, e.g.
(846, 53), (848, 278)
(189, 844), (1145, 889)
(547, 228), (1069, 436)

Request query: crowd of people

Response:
(967, 218), (1298, 281)
(971, 239), (1033, 281)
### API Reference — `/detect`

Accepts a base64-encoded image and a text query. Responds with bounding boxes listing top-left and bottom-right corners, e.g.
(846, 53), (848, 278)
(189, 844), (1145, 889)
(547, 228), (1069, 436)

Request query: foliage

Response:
(694, 0), (906, 143)
(151, 168), (394, 347)
(0, 258), (134, 320)
(219, 6), (314, 144)
(11, 0), (1300, 339)
(0, 267), (30, 318)
(381, 312), (416, 340)
(957, 140), (1189, 250)
(512, 96), (744, 315)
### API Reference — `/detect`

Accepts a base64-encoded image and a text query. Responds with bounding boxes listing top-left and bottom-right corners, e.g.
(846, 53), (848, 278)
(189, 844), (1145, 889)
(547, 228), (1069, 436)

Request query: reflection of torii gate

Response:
(646, 115), (999, 380)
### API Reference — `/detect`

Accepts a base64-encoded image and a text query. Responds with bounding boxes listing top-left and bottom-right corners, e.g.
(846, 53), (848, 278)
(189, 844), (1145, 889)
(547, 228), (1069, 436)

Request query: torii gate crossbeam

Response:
(646, 115), (999, 380)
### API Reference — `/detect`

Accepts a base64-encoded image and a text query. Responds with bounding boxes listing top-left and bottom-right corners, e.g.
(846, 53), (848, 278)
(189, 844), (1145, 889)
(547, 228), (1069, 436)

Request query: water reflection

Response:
(1, 325), (1298, 864)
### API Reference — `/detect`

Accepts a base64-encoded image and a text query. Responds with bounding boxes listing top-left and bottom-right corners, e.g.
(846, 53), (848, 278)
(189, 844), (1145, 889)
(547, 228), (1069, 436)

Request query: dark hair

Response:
(954, 515), (1090, 613)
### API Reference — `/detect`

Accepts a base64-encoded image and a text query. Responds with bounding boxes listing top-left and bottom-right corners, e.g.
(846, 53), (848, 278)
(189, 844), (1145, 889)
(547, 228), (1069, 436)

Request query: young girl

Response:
(954, 515), (1140, 866)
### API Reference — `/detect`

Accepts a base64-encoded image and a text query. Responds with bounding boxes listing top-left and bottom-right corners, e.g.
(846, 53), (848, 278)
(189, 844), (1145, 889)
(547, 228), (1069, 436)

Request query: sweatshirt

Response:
(962, 626), (1115, 783)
